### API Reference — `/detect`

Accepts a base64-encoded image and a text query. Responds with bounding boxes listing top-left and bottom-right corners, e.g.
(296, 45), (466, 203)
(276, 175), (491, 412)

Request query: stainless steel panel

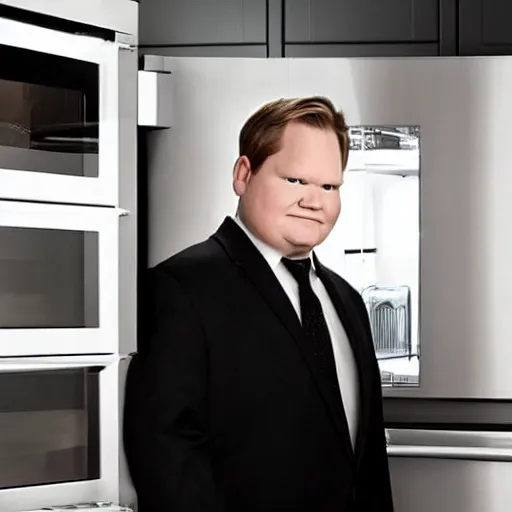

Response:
(389, 456), (512, 512)
(147, 56), (512, 400)
(116, 41), (138, 512)
(287, 56), (512, 399)
(117, 44), (138, 357)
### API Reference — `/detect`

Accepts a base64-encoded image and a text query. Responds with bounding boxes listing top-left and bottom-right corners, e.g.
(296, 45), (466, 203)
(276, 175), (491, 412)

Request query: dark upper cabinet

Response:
(458, 0), (512, 55)
(139, 45), (267, 58)
(137, 0), (512, 58)
(284, 43), (438, 58)
(139, 0), (267, 46)
(284, 0), (438, 43)
(282, 0), (439, 57)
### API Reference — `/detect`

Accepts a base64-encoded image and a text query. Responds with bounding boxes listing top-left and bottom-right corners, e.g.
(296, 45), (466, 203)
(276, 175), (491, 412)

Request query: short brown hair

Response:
(239, 96), (350, 173)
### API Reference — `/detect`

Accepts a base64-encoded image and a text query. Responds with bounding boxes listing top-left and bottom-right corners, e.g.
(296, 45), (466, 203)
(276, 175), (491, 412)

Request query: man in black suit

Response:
(124, 96), (393, 511)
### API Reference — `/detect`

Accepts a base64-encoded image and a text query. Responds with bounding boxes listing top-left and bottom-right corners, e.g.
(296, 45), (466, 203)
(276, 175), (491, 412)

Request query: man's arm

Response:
(354, 367), (394, 511)
(123, 266), (216, 512)
(352, 290), (394, 512)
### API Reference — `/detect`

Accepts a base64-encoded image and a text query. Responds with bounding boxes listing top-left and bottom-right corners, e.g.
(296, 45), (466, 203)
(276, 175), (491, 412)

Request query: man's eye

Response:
(323, 184), (340, 191)
(286, 178), (303, 184)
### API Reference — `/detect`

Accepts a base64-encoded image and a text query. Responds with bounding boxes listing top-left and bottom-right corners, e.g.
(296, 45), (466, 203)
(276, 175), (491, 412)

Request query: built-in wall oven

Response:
(0, 1), (138, 510)
(0, 14), (122, 206)
(0, 200), (120, 356)
(0, 357), (121, 511)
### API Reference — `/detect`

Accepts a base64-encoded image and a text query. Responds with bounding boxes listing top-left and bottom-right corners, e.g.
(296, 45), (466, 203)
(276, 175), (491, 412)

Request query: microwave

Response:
(0, 356), (124, 512)
(0, 200), (122, 356)
(0, 14), (131, 207)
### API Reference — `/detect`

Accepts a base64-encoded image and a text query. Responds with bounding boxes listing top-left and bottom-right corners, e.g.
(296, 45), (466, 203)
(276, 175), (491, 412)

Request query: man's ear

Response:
(233, 155), (252, 197)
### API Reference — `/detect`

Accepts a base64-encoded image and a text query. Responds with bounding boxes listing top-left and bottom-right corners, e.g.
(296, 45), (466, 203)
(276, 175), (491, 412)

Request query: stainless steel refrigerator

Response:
(140, 54), (512, 512)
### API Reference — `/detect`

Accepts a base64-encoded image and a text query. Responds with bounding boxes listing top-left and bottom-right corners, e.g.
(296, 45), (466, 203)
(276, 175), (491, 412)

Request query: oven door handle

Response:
(0, 354), (125, 372)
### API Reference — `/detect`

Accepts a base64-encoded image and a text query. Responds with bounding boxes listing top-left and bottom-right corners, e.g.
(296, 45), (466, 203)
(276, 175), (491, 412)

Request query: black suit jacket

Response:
(124, 217), (393, 512)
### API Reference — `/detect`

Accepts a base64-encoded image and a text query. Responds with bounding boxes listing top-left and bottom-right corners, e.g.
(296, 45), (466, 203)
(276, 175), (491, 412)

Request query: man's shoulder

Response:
(150, 236), (231, 286)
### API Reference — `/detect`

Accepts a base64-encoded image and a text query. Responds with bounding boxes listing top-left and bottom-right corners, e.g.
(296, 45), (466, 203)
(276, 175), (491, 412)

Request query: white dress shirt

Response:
(233, 215), (359, 447)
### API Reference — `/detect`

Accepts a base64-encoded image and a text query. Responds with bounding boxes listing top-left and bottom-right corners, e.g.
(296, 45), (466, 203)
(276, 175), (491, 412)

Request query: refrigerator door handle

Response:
(386, 428), (512, 462)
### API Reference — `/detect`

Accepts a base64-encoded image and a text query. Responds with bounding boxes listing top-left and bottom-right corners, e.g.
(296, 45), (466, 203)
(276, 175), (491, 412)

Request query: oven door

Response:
(0, 15), (122, 206)
(0, 200), (121, 356)
(0, 356), (121, 511)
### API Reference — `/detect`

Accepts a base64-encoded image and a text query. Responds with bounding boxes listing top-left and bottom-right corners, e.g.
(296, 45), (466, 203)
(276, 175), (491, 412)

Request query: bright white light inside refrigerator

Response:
(341, 126), (421, 387)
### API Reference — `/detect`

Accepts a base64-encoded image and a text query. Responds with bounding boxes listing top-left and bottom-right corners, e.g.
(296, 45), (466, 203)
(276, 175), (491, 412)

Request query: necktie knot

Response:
(282, 257), (312, 284)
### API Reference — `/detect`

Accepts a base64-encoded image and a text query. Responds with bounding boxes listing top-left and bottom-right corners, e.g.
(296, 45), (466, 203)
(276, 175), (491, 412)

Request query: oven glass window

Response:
(0, 368), (100, 489)
(0, 227), (99, 328)
(0, 44), (99, 177)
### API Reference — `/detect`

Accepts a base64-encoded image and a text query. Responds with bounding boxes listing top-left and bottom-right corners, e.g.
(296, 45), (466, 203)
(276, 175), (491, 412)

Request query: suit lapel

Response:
(212, 218), (355, 456)
(212, 217), (304, 344)
(313, 252), (373, 468)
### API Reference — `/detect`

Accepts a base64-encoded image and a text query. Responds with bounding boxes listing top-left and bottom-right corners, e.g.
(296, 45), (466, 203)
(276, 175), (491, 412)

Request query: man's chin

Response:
(285, 237), (320, 254)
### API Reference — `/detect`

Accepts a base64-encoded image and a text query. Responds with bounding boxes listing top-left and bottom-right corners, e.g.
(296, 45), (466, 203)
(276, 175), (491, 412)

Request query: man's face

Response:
(233, 122), (343, 257)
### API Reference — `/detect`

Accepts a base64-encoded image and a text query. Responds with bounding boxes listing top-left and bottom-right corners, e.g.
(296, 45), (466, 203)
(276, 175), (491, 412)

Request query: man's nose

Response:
(299, 186), (323, 209)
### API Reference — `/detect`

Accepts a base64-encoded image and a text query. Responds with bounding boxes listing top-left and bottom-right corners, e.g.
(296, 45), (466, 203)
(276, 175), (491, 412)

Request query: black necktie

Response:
(281, 257), (342, 401)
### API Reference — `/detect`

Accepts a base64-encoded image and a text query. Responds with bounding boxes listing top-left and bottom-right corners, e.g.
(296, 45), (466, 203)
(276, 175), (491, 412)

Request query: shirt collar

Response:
(232, 214), (315, 272)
